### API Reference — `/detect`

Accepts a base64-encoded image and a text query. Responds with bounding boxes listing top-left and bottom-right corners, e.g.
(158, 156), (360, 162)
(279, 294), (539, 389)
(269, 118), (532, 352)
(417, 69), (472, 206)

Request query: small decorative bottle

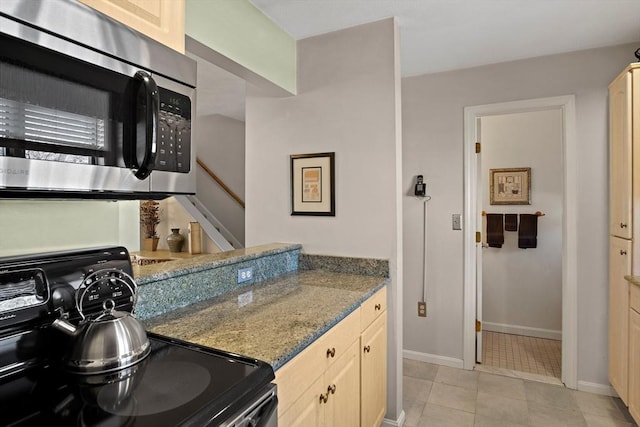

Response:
(167, 228), (185, 253)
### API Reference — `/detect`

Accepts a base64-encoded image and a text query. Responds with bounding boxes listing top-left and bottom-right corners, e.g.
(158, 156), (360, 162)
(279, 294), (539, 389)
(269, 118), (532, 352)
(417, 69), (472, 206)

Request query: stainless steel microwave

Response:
(0, 0), (196, 199)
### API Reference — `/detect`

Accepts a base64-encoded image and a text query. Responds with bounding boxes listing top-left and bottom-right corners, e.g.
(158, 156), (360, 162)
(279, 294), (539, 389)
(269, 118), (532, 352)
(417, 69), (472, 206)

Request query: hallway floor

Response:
(481, 331), (561, 379)
(403, 359), (637, 427)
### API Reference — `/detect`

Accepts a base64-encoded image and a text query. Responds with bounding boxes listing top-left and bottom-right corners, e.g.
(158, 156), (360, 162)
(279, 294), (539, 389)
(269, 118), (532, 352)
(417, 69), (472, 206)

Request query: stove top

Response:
(1, 333), (273, 426)
(0, 247), (275, 427)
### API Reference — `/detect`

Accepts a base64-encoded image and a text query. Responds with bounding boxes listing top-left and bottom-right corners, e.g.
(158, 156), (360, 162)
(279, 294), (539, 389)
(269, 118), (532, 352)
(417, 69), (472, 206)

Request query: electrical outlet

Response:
(418, 301), (427, 317)
(238, 290), (253, 307)
(237, 267), (253, 283)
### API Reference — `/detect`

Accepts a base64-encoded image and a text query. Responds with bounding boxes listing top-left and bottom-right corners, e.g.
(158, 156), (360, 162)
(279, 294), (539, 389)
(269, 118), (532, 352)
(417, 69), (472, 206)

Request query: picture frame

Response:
(291, 152), (335, 216)
(489, 167), (531, 205)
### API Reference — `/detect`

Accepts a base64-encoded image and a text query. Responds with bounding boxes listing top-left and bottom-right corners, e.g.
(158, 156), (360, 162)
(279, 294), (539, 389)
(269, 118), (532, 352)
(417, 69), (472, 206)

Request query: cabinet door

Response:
(609, 70), (633, 238)
(278, 375), (324, 427)
(325, 340), (360, 427)
(79, 0), (185, 53)
(609, 237), (631, 404)
(629, 308), (640, 423)
(361, 312), (387, 427)
(274, 309), (360, 415)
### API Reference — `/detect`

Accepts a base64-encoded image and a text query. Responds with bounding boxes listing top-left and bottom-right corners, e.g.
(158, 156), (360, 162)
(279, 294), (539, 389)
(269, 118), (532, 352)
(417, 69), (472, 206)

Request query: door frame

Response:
(462, 95), (577, 389)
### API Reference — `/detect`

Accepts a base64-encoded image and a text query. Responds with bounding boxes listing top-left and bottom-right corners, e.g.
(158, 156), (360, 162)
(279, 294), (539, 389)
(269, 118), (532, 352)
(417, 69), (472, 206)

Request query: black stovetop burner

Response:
(1, 333), (273, 426)
(0, 247), (275, 427)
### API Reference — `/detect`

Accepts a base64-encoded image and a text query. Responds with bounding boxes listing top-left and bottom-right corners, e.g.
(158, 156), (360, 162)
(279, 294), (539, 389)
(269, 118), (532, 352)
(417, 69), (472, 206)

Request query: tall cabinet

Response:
(609, 62), (640, 414)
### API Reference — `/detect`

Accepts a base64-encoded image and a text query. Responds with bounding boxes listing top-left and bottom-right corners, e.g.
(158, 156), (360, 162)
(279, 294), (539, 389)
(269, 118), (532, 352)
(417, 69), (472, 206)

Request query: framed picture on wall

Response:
(290, 152), (335, 216)
(489, 167), (531, 205)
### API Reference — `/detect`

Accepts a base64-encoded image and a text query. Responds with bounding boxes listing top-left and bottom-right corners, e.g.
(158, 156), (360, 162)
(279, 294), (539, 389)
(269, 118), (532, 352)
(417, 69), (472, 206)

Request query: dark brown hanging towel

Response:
(504, 214), (518, 231)
(518, 214), (538, 248)
(486, 214), (504, 248)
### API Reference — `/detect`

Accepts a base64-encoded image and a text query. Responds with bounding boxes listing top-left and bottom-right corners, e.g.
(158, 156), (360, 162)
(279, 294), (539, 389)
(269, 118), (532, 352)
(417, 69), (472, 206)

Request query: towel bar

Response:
(481, 210), (545, 216)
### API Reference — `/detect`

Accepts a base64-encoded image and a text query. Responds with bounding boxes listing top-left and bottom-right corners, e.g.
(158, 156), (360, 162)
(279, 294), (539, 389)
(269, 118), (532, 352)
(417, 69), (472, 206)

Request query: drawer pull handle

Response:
(621, 223), (628, 228)
(328, 384), (336, 394)
(319, 392), (329, 404)
(375, 303), (382, 311)
(326, 347), (336, 358)
(621, 250), (628, 255)
(364, 345), (371, 353)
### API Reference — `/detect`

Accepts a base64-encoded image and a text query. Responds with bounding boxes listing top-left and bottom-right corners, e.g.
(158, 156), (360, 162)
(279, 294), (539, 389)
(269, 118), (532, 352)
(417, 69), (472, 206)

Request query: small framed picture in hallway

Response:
(490, 167), (531, 205)
(290, 152), (335, 216)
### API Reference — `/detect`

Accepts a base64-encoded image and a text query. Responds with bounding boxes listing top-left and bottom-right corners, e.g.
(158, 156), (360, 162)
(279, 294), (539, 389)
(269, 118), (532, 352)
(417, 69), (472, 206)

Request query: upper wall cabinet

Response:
(79, 0), (185, 53)
(609, 66), (635, 239)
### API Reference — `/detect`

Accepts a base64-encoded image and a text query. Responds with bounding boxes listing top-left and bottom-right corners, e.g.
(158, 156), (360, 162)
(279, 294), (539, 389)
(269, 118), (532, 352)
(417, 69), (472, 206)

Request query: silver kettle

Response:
(52, 269), (150, 374)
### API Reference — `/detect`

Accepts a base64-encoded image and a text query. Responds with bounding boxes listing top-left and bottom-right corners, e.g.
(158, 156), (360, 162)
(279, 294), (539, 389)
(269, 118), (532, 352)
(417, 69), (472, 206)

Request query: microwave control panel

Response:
(156, 89), (191, 173)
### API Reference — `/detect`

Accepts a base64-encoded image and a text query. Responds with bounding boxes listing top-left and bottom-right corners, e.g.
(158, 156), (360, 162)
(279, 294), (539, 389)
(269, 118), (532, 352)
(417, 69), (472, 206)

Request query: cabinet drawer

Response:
(631, 283), (640, 313)
(361, 287), (387, 332)
(274, 308), (360, 414)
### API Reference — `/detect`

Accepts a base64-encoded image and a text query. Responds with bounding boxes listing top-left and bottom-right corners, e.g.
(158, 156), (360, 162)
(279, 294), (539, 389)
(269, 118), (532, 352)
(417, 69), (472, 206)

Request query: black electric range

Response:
(0, 247), (276, 426)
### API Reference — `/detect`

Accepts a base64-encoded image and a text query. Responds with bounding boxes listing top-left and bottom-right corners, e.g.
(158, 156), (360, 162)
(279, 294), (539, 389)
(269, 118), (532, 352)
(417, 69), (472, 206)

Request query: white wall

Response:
(245, 18), (404, 423)
(481, 110), (563, 337)
(196, 114), (246, 245)
(402, 42), (639, 386)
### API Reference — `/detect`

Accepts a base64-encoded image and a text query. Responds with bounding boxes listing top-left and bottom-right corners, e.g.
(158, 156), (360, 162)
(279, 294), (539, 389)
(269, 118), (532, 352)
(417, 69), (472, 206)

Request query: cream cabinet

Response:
(360, 288), (387, 427)
(609, 67), (633, 239)
(275, 287), (388, 427)
(279, 340), (360, 427)
(629, 284), (640, 421)
(325, 339), (361, 426)
(276, 309), (361, 426)
(79, 0), (185, 53)
(609, 237), (631, 404)
(609, 62), (640, 420)
(279, 375), (323, 427)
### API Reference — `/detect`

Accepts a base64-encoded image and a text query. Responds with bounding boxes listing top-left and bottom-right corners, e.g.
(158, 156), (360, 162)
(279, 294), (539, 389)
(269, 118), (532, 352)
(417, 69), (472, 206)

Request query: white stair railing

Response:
(174, 195), (242, 251)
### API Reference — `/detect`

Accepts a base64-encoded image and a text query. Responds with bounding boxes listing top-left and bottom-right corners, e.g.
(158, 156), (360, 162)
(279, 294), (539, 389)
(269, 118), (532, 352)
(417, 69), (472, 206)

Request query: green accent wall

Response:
(0, 200), (139, 257)
(186, 0), (296, 94)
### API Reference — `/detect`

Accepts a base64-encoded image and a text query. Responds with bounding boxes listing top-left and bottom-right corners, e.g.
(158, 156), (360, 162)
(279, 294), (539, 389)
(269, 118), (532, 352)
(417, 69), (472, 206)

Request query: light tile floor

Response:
(482, 331), (561, 379)
(403, 359), (637, 427)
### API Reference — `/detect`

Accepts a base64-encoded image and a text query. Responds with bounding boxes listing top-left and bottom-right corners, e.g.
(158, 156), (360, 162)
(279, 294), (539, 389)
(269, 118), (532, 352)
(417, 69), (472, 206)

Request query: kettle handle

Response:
(75, 269), (139, 321)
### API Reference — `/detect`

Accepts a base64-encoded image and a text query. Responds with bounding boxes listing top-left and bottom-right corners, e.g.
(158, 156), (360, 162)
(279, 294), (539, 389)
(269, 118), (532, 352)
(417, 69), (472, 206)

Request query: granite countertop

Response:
(142, 269), (387, 370)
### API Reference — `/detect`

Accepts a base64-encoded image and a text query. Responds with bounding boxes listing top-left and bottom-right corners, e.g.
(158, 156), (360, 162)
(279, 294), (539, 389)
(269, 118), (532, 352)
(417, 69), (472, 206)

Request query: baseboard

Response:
(577, 380), (618, 397)
(382, 410), (406, 427)
(483, 321), (562, 340)
(403, 349), (464, 369)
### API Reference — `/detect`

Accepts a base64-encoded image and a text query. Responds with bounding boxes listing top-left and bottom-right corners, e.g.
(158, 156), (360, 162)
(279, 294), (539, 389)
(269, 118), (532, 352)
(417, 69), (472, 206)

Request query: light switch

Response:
(452, 214), (462, 230)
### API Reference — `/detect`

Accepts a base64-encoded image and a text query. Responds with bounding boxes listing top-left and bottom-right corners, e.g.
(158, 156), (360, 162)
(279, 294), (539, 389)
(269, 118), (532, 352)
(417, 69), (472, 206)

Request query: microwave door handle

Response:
(133, 71), (159, 180)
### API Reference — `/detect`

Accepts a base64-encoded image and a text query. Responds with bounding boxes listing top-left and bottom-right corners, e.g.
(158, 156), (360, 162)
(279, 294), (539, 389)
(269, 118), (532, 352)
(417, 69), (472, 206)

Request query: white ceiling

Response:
(193, 1), (640, 122)
(250, 0), (640, 76)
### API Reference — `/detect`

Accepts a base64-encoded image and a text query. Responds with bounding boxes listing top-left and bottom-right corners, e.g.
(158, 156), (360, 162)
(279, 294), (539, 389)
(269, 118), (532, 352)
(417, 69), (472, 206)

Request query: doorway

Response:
(462, 96), (578, 389)
(479, 110), (563, 380)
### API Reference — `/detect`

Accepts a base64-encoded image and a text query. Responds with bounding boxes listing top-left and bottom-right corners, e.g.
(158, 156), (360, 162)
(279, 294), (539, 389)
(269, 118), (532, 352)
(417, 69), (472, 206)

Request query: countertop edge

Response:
(136, 243), (302, 285)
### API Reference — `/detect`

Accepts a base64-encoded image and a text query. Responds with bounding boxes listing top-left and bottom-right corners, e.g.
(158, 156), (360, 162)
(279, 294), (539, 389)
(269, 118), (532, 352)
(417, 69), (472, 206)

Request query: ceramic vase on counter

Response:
(167, 228), (185, 253)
